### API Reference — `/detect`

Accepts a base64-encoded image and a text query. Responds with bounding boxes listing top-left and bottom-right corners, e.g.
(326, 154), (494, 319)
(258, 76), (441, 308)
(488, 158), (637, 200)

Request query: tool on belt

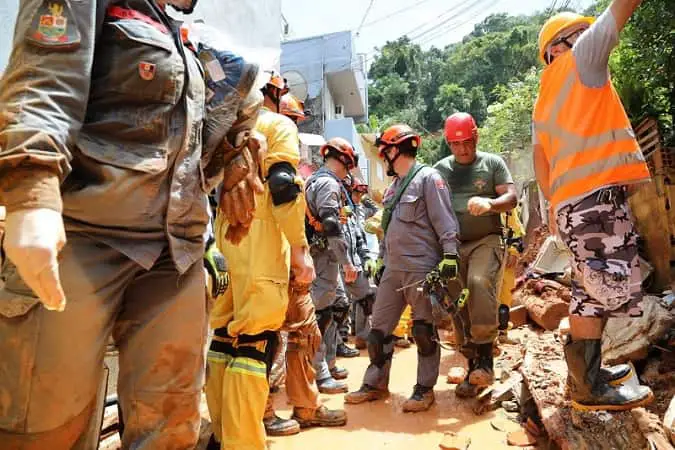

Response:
(421, 269), (470, 331)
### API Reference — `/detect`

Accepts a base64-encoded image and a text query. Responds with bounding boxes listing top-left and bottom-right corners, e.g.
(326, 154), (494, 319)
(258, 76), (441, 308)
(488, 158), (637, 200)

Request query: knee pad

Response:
(412, 320), (438, 357)
(367, 329), (394, 368)
(315, 308), (333, 334)
(332, 303), (350, 326)
(357, 293), (376, 316)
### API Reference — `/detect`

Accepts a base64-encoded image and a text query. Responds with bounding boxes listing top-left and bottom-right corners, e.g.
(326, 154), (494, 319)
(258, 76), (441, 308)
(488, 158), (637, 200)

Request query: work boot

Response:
(394, 337), (412, 348)
(337, 342), (360, 358)
(206, 434), (220, 450)
(455, 359), (482, 399)
(402, 384), (435, 412)
(330, 366), (349, 380)
(292, 405), (347, 428)
(468, 343), (495, 387)
(344, 384), (389, 404)
(354, 336), (367, 349)
(564, 339), (653, 411)
(317, 377), (348, 394)
(589, 340), (633, 386)
(264, 397), (301, 436)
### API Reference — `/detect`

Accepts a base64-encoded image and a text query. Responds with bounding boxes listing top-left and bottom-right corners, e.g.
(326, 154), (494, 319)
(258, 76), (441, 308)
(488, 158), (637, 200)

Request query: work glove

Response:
(204, 238), (230, 298)
(437, 253), (459, 281)
(3, 208), (67, 311)
(373, 258), (385, 286)
(363, 258), (378, 278)
(343, 263), (358, 283)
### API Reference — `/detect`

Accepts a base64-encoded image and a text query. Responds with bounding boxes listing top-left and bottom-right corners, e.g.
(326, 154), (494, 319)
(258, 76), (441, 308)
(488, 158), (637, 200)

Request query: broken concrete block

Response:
(665, 396), (675, 445)
(446, 367), (467, 384)
(439, 432), (471, 450)
(510, 305), (529, 328)
(603, 296), (675, 365)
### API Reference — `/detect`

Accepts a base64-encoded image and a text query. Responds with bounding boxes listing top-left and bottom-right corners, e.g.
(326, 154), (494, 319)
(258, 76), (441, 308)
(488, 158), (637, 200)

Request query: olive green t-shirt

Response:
(434, 151), (513, 242)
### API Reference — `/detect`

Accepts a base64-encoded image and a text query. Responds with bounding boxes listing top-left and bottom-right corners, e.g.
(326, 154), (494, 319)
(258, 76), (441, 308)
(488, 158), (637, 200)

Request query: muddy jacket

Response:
(304, 167), (352, 266)
(0, 0), (215, 273)
(381, 166), (459, 273)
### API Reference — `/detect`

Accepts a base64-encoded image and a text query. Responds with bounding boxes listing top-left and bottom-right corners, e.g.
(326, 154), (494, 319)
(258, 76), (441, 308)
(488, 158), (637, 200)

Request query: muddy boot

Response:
(468, 343), (495, 387)
(402, 384), (435, 412)
(344, 384), (390, 404)
(264, 397), (301, 436)
(590, 340), (633, 386)
(354, 337), (367, 349)
(292, 405), (347, 428)
(337, 342), (360, 358)
(564, 338), (653, 411)
(330, 366), (349, 380)
(317, 377), (348, 394)
(455, 359), (481, 399)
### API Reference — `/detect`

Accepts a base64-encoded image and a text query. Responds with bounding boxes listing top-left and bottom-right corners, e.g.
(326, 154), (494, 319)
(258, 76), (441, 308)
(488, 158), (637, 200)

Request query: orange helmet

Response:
(264, 71), (289, 96)
(320, 137), (358, 170)
(375, 124), (421, 157)
(444, 112), (477, 143)
(538, 12), (594, 64)
(279, 94), (306, 122)
(351, 176), (369, 194)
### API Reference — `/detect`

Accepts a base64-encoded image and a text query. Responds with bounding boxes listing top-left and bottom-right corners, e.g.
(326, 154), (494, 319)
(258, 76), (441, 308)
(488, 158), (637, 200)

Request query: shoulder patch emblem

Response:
(435, 178), (447, 190)
(26, 0), (81, 50)
(138, 62), (157, 81)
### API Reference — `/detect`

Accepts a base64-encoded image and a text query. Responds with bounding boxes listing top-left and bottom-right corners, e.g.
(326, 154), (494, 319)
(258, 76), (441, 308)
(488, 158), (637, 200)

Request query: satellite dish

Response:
(283, 70), (308, 102)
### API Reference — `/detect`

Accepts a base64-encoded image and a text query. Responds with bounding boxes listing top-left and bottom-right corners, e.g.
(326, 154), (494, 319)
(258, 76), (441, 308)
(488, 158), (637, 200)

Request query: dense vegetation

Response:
(361, 0), (674, 181)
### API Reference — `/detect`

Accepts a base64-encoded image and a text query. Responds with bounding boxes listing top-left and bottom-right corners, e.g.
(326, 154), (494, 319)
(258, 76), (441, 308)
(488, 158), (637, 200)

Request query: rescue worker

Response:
(205, 75), (315, 449)
(345, 125), (460, 412)
(433, 112), (518, 398)
(533, 0), (653, 411)
(339, 175), (376, 353)
(305, 137), (360, 393)
(0, 0), (257, 447)
(262, 93), (347, 437)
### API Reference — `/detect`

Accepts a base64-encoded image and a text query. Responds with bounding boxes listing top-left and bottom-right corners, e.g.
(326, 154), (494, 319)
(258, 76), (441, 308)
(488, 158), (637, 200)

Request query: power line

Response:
(360, 0), (435, 29)
(356, 0), (376, 36)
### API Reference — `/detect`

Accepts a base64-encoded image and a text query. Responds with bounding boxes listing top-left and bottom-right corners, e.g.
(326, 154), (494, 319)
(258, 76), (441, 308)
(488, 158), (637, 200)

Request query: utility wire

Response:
(356, 0), (376, 36)
(360, 0), (435, 29)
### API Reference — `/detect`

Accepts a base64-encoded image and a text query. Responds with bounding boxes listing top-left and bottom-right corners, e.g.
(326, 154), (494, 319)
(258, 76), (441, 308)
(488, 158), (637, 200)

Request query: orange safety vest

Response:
(533, 51), (650, 213)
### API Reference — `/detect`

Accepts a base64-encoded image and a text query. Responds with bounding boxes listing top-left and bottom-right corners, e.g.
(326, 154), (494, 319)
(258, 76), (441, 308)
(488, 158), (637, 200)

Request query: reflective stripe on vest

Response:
(532, 54), (650, 211)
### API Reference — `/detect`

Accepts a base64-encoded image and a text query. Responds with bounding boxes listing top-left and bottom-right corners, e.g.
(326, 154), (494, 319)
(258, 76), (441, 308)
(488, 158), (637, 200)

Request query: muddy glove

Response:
(437, 253), (459, 281)
(4, 209), (67, 311)
(204, 238), (229, 298)
(373, 258), (385, 286)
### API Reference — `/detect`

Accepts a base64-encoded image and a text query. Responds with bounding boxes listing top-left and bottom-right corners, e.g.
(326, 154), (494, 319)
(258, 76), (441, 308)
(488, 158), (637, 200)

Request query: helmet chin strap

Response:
(383, 149), (401, 177)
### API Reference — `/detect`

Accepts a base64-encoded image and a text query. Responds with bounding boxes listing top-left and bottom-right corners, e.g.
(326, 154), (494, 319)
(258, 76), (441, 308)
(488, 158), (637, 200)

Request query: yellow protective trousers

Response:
(393, 305), (413, 338)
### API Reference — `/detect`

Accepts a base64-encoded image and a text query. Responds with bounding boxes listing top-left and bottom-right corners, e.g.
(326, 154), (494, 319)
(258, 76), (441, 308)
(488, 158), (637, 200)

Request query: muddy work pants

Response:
(453, 234), (502, 359)
(0, 233), (207, 450)
(362, 269), (440, 390)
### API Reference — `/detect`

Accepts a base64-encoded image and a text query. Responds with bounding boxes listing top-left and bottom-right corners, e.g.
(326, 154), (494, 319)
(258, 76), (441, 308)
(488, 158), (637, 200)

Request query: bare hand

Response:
(291, 246), (315, 285)
(343, 263), (358, 283)
(467, 196), (493, 216)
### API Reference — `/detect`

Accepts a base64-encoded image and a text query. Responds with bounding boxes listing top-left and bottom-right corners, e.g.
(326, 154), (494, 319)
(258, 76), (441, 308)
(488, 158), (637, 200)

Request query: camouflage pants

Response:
(555, 187), (643, 318)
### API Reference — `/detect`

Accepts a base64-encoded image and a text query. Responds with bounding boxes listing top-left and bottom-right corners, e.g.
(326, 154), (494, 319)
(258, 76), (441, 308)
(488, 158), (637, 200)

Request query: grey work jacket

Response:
(381, 166), (459, 273)
(0, 0), (215, 273)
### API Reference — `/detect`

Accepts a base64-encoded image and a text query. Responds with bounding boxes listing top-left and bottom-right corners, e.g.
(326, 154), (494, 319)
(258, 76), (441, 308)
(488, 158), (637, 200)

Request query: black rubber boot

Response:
(455, 359), (481, 398)
(591, 340), (633, 386)
(468, 343), (495, 387)
(564, 339), (653, 411)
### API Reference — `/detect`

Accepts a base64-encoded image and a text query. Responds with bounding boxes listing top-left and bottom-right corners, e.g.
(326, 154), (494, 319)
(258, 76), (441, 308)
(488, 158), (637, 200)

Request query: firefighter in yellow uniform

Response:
(205, 74), (315, 450)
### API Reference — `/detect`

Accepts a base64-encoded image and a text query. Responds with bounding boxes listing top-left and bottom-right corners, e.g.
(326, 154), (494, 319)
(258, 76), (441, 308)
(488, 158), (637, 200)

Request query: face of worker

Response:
(449, 138), (477, 165)
(548, 25), (589, 61)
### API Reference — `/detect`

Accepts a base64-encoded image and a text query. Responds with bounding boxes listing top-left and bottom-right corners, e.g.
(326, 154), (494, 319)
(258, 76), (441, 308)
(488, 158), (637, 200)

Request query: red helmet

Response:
(375, 124), (421, 158)
(444, 112), (478, 143)
(351, 177), (369, 194)
(265, 71), (289, 96)
(279, 94), (306, 122)
(320, 137), (358, 169)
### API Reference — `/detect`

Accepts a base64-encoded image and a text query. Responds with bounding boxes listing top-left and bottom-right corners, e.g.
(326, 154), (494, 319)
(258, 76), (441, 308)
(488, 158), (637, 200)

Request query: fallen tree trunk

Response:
(520, 332), (667, 450)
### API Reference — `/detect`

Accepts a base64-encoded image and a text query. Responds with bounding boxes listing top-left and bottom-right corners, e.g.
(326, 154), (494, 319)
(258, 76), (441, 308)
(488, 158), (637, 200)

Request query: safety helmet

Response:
(264, 71), (289, 96)
(279, 94), (306, 122)
(375, 124), (421, 157)
(444, 112), (478, 144)
(538, 12), (594, 64)
(351, 177), (369, 194)
(320, 137), (358, 169)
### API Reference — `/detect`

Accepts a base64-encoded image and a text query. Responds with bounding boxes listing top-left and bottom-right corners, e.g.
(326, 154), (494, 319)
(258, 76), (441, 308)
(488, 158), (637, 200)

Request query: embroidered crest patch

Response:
(138, 62), (157, 81)
(26, 0), (80, 50)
